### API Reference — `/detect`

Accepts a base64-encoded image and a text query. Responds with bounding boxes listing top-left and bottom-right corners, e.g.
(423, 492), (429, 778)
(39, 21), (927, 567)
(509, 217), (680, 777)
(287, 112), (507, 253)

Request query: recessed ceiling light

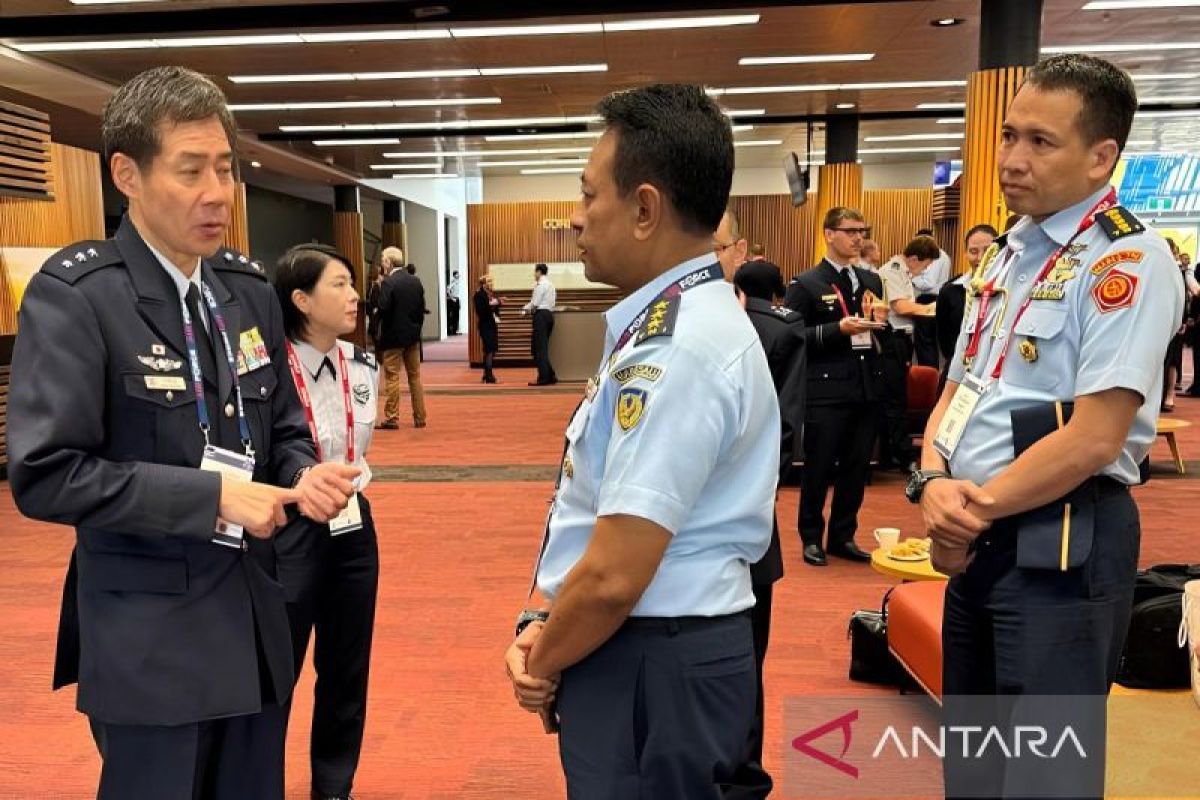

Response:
(229, 64), (606, 84)
(479, 158), (590, 167)
(228, 97), (500, 112)
(724, 109), (766, 117)
(483, 131), (603, 142)
(1139, 94), (1200, 103)
(1084, 1), (1200, 9)
(312, 137), (403, 146)
(1043, 42), (1200, 54)
(734, 139), (785, 147)
(858, 145), (962, 153)
(1135, 109), (1200, 118)
(281, 115), (600, 132)
(1131, 72), (1200, 80)
(479, 64), (608, 76)
(710, 80), (966, 95)
(10, 29), (447, 53)
(450, 22), (602, 37)
(520, 167), (586, 174)
(936, 118), (965, 124)
(836, 103), (856, 109)
(932, 17), (964, 27)
(864, 133), (966, 142)
(739, 53), (875, 66)
(450, 14), (759, 38)
(300, 30), (452, 43)
(383, 147), (592, 158)
(369, 163), (443, 170)
(388, 173), (461, 179)
(916, 102), (966, 110)
(69, 0), (169, 4)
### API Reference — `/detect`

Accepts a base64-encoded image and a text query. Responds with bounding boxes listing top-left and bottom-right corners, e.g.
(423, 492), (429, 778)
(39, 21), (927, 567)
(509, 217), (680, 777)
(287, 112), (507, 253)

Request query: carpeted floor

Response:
(1, 358), (1197, 798)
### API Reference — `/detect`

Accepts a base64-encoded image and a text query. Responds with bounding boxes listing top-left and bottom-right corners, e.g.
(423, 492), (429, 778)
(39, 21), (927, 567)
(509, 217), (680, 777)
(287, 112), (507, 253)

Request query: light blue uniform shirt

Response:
(536, 253), (780, 617)
(947, 186), (1184, 486)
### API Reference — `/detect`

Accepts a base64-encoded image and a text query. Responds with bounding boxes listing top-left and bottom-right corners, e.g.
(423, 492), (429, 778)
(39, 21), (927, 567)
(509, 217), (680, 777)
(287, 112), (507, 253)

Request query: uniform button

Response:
(1018, 274), (1027, 282)
(241, 539), (249, 552)
(259, 386), (267, 397)
(165, 391), (174, 402)
(224, 403), (235, 418)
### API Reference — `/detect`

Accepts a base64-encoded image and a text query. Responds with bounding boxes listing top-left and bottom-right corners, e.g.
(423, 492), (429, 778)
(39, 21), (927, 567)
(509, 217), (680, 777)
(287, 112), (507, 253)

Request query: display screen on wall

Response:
(1113, 153), (1200, 214)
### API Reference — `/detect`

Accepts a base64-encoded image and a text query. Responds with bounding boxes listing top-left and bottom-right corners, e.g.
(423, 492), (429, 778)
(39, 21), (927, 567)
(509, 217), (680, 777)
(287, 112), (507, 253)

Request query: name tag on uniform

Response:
(200, 445), (256, 547)
(851, 331), (873, 350)
(329, 492), (363, 536)
(933, 374), (986, 460)
(145, 375), (187, 391)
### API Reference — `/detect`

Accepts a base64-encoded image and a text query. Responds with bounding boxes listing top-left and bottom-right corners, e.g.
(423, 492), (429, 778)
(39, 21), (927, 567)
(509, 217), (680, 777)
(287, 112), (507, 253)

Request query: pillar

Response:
(382, 198), (407, 255)
(333, 185), (367, 346)
(957, 0), (1043, 271)
(222, 182), (250, 254)
(811, 115), (864, 265)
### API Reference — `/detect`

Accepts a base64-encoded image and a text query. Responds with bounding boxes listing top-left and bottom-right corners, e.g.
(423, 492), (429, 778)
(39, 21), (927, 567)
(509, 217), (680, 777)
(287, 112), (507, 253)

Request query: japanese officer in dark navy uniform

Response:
(7, 66), (359, 800)
(784, 207), (888, 566)
(914, 55), (1184, 798)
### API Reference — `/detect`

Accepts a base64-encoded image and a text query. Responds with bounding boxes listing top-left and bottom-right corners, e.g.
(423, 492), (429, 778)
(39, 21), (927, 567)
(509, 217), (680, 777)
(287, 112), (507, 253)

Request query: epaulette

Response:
(210, 247), (268, 280)
(771, 305), (799, 320)
(40, 240), (121, 285)
(353, 346), (378, 370)
(634, 292), (681, 346)
(1096, 205), (1145, 241)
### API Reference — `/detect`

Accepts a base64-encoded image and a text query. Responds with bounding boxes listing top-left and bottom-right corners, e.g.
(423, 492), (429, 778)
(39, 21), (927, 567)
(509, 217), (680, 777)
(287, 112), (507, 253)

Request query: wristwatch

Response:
(514, 609), (549, 637)
(905, 469), (949, 504)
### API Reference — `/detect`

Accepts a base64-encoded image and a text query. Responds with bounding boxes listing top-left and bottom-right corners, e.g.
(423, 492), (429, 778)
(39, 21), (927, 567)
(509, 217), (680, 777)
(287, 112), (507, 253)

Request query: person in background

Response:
(446, 269), (461, 336)
(474, 273), (503, 383)
(859, 239), (882, 271)
(1185, 251), (1200, 397)
(937, 224), (999, 379)
(376, 246), (428, 429)
(522, 263), (558, 385)
(748, 243), (767, 261)
(1162, 238), (1189, 412)
(365, 258), (384, 351)
(272, 244), (380, 800)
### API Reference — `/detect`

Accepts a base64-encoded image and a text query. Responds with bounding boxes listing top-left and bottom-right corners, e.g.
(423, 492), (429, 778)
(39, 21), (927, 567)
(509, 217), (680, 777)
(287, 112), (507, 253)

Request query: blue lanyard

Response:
(611, 262), (723, 356)
(179, 282), (255, 459)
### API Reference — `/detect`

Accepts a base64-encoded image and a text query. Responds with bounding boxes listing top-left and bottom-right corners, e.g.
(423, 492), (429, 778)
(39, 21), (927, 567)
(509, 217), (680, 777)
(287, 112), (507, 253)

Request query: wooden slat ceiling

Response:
(1, 0), (1197, 179)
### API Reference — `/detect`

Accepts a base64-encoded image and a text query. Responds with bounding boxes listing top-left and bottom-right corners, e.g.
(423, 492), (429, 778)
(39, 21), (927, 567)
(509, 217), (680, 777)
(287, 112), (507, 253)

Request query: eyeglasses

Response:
(713, 240), (736, 254)
(830, 227), (870, 237)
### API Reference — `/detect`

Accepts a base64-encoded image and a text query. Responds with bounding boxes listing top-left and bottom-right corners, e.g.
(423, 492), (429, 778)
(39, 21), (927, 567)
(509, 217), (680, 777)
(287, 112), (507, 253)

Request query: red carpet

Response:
(1, 360), (1197, 798)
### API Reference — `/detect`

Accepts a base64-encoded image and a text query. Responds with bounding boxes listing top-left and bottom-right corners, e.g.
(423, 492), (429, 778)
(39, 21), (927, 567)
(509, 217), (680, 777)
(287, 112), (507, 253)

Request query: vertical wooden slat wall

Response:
(861, 188), (935, 263)
(334, 211), (367, 346)
(810, 163), (864, 264)
(221, 182), (250, 254)
(0, 142), (104, 334)
(381, 220), (405, 251)
(958, 66), (1026, 268)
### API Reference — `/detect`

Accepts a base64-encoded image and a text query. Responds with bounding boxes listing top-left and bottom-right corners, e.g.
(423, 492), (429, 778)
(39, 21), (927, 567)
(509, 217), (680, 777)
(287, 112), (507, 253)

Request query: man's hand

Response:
(295, 462), (361, 523)
(920, 478), (994, 547)
(504, 621), (559, 714)
(218, 477), (300, 539)
(862, 290), (889, 324)
(839, 315), (881, 336)
(930, 539), (974, 577)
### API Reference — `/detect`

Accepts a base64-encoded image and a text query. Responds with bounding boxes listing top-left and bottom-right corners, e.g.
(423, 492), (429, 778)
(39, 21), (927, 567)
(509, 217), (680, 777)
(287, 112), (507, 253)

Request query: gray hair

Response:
(102, 66), (237, 169)
(381, 246), (404, 269)
(723, 208), (742, 240)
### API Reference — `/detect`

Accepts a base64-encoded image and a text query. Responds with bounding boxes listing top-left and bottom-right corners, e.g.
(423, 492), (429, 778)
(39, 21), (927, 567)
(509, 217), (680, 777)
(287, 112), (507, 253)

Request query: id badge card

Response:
(200, 444), (255, 548)
(851, 331), (873, 350)
(933, 373), (987, 460)
(330, 492), (364, 536)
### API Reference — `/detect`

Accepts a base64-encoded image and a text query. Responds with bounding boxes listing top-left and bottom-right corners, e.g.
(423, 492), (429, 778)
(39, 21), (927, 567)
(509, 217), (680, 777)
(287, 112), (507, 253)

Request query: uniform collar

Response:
(604, 252), (715, 341)
(743, 296), (775, 314)
(291, 338), (339, 379)
(141, 231), (203, 302)
(1038, 184), (1114, 247)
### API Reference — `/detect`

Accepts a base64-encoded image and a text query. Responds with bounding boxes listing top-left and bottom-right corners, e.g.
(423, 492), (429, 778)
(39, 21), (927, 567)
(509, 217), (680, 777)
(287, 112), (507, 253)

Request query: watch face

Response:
(905, 473), (922, 502)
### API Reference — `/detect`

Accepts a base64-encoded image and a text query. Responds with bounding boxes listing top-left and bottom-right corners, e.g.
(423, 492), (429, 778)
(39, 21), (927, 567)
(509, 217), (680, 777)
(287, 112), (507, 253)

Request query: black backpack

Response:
(1115, 564), (1200, 689)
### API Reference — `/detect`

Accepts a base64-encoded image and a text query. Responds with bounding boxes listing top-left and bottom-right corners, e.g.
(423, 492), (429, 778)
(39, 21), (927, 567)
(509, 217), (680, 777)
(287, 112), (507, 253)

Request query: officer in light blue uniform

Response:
(503, 84), (780, 799)
(909, 55), (1185, 800)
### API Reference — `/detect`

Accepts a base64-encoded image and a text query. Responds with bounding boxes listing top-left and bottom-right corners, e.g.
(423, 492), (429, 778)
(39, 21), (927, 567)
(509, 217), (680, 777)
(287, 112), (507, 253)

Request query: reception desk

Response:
(547, 309), (606, 382)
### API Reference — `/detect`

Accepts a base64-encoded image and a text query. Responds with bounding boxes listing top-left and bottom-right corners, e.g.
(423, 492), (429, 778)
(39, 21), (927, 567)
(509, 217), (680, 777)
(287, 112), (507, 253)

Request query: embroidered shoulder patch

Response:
(1089, 249), (1144, 276)
(611, 363), (664, 384)
(1092, 268), (1139, 313)
(616, 387), (648, 432)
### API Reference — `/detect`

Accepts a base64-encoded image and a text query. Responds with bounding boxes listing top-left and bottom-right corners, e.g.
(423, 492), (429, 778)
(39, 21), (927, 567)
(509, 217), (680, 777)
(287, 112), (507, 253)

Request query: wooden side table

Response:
(1155, 417), (1192, 475)
(870, 546), (947, 582)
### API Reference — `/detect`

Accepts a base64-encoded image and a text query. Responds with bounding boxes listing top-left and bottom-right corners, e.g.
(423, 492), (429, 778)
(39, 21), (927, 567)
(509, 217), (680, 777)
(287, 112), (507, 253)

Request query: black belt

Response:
(623, 609), (750, 634)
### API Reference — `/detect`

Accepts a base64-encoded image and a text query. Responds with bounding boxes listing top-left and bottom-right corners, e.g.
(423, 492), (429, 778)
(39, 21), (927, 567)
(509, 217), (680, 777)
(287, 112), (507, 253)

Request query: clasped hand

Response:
(504, 622), (560, 730)
(920, 478), (995, 576)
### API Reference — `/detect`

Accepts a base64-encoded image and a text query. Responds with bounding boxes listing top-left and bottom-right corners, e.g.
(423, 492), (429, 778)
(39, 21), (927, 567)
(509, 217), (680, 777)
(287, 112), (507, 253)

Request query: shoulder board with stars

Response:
(771, 305), (799, 320)
(1095, 205), (1145, 241)
(40, 240), (121, 285)
(634, 292), (681, 346)
(211, 248), (268, 280)
(353, 346), (378, 370)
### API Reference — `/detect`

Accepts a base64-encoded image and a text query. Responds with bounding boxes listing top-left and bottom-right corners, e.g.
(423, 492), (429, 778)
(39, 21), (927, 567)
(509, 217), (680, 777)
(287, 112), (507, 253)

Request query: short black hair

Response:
(535, 263), (548, 276)
(595, 84), (733, 236)
(734, 260), (786, 302)
(1025, 54), (1137, 152)
(915, 228), (934, 237)
(274, 244), (355, 342)
(964, 223), (999, 243)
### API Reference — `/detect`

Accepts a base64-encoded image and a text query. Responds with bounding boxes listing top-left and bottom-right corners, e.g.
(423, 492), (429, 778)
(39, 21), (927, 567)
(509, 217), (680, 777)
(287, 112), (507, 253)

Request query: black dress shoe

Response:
(828, 542), (872, 562)
(802, 544), (828, 566)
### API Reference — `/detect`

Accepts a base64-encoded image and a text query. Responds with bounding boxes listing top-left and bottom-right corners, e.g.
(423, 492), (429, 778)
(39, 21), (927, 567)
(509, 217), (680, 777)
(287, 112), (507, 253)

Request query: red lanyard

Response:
(285, 341), (355, 464)
(965, 188), (1117, 380)
(831, 284), (853, 317)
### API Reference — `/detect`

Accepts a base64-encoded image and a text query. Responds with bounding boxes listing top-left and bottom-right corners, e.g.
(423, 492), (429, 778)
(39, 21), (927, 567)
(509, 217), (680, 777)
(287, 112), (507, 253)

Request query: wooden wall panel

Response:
(221, 182), (250, 254)
(811, 163), (864, 264)
(861, 188), (935, 263)
(333, 211), (367, 347)
(958, 66), (1026, 268)
(0, 142), (104, 334)
(0, 100), (52, 200)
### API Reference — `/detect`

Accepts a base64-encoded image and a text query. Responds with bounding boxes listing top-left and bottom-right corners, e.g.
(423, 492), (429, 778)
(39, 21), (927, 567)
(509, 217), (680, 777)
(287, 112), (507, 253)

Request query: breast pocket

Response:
(239, 367), (278, 455)
(1004, 305), (1071, 392)
(118, 372), (198, 465)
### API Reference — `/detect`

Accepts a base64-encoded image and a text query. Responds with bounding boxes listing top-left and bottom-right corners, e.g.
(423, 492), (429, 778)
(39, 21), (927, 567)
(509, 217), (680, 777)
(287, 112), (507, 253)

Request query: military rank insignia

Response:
(236, 327), (271, 374)
(611, 363), (663, 384)
(616, 387), (648, 432)
(1096, 206), (1145, 241)
(1092, 268), (1139, 313)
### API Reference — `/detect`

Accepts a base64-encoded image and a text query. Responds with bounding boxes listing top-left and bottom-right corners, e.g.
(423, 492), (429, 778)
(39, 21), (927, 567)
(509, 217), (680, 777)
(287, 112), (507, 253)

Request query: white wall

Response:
(403, 201), (442, 340)
(482, 161), (936, 202)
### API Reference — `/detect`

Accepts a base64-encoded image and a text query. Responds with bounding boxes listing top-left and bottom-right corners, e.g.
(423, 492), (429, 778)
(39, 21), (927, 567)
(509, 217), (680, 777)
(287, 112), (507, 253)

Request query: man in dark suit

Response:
(936, 224), (998, 382)
(784, 206), (887, 566)
(376, 247), (428, 428)
(7, 66), (358, 799)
